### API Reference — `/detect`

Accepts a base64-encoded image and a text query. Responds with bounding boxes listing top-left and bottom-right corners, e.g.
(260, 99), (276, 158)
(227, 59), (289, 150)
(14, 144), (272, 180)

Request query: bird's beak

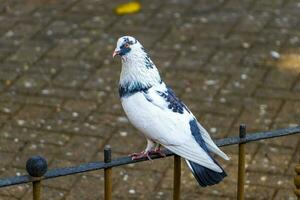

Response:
(112, 51), (119, 58)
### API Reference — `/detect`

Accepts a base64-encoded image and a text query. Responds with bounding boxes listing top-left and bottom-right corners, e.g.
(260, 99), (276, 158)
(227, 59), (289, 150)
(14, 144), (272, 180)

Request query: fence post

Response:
(104, 145), (112, 200)
(237, 124), (246, 200)
(173, 154), (181, 200)
(295, 164), (300, 199)
(26, 156), (48, 200)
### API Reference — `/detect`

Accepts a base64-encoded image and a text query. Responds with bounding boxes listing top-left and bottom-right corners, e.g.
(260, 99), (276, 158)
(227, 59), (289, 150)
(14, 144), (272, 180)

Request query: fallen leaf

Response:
(115, 2), (141, 15)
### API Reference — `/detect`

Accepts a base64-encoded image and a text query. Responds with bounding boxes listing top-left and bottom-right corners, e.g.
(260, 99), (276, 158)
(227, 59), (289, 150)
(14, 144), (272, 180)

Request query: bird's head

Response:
(112, 36), (142, 60)
(113, 36), (162, 90)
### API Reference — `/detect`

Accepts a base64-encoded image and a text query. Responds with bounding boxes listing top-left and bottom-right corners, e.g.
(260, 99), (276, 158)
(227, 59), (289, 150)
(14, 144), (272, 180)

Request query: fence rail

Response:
(0, 125), (300, 200)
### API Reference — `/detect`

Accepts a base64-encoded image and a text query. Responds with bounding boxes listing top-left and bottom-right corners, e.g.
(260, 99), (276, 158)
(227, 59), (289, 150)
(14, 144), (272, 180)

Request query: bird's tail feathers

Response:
(196, 122), (230, 161)
(211, 146), (230, 161)
(186, 157), (227, 187)
(166, 145), (222, 172)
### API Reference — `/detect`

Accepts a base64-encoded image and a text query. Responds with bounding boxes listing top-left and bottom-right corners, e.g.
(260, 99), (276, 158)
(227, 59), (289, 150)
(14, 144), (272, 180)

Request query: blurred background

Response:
(0, 0), (299, 199)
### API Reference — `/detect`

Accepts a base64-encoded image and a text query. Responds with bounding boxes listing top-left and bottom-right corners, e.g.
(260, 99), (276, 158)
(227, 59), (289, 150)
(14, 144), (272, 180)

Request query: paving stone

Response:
(256, 87), (300, 100)
(37, 87), (103, 101)
(0, 70), (19, 84)
(223, 69), (266, 96)
(22, 186), (66, 200)
(246, 171), (294, 189)
(64, 99), (97, 114)
(0, 125), (69, 144)
(52, 69), (90, 88)
(235, 10), (271, 33)
(269, 12), (299, 29)
(109, 126), (144, 154)
(13, 105), (53, 128)
(182, 193), (232, 200)
(50, 99), (97, 122)
(151, 189), (172, 200)
(0, 102), (22, 115)
(0, 126), (69, 148)
(248, 144), (294, 174)
(112, 167), (163, 199)
(7, 41), (51, 64)
(286, 143), (300, 176)
(65, 174), (103, 200)
(0, 195), (18, 200)
(47, 39), (88, 59)
(79, 37), (118, 63)
(57, 135), (102, 162)
(188, 99), (241, 116)
(224, 0), (254, 9)
(12, 73), (50, 94)
(273, 189), (298, 200)
(0, 113), (9, 122)
(0, 183), (29, 199)
(41, 119), (115, 138)
(238, 98), (282, 131)
(42, 20), (73, 39)
(265, 68), (298, 89)
(0, 92), (63, 106)
(275, 101), (300, 126)
(0, 152), (15, 169)
(0, 138), (24, 153)
(11, 143), (59, 168)
(244, 185), (275, 200)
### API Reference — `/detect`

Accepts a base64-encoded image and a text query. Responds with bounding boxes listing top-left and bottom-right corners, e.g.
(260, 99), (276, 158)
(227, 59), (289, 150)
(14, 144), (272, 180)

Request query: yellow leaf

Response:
(115, 2), (141, 15)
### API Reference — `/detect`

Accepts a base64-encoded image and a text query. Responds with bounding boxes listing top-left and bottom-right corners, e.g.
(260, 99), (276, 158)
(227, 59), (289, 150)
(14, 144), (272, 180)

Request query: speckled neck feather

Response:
(119, 44), (161, 97)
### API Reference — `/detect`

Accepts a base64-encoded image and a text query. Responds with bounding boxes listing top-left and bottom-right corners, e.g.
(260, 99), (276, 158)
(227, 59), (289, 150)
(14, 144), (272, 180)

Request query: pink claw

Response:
(130, 151), (152, 160)
(151, 148), (166, 157)
(129, 151), (144, 157)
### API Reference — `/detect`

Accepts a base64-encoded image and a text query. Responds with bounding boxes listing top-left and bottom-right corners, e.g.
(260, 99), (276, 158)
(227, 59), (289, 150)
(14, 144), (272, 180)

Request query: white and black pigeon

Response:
(113, 36), (229, 187)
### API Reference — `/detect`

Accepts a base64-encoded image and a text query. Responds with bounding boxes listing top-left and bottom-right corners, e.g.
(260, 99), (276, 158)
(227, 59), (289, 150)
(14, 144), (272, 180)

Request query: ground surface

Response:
(0, 0), (299, 199)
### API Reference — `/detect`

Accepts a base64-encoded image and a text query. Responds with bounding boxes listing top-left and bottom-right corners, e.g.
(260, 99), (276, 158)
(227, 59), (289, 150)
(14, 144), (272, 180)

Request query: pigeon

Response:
(113, 36), (229, 187)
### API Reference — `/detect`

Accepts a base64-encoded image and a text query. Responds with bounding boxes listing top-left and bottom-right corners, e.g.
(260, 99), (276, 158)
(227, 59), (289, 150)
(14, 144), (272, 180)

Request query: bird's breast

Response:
(120, 93), (162, 140)
(121, 93), (152, 127)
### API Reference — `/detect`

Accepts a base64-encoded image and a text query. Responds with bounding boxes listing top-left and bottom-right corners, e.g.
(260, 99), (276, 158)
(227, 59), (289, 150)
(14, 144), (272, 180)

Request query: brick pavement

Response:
(0, 0), (299, 199)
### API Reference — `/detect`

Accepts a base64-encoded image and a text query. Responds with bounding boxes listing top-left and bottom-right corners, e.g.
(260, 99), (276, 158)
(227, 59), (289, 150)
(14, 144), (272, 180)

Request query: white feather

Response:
(196, 123), (230, 160)
(121, 83), (223, 172)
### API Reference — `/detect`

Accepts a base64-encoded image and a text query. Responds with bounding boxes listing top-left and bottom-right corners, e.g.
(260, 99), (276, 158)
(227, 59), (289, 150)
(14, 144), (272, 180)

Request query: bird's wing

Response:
(151, 83), (229, 160)
(196, 122), (229, 160)
(136, 83), (222, 172)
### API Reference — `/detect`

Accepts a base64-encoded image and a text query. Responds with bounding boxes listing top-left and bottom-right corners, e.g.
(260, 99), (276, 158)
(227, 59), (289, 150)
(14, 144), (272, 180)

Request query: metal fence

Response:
(1, 124), (300, 200)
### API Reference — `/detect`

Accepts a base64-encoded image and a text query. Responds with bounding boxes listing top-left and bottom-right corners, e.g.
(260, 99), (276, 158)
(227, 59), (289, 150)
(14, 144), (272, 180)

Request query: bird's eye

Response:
(124, 43), (130, 48)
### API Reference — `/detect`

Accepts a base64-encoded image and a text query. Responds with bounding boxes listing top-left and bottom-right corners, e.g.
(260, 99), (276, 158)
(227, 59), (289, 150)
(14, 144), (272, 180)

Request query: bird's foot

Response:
(150, 148), (166, 157)
(130, 151), (152, 160)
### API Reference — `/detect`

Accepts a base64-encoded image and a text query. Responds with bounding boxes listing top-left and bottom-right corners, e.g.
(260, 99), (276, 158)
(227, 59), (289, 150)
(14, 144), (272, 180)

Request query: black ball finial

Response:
(26, 156), (48, 177)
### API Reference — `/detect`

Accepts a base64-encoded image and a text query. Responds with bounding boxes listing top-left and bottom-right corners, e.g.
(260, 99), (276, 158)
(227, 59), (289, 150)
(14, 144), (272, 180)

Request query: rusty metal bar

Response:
(173, 154), (181, 200)
(295, 164), (300, 200)
(33, 180), (41, 200)
(237, 124), (246, 200)
(104, 145), (112, 200)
